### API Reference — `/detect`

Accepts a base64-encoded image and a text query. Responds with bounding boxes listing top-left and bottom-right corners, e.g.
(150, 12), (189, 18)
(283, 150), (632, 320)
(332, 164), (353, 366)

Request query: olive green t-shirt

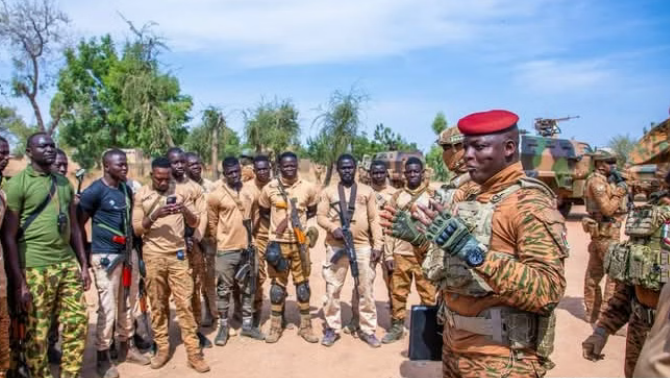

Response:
(5, 165), (75, 268)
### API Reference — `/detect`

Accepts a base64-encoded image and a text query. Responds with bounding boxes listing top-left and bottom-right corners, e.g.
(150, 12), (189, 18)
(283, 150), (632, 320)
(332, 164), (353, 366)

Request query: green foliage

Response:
(184, 108), (240, 165)
(0, 105), (36, 155)
(431, 112), (448, 135)
(608, 134), (637, 167)
(244, 98), (300, 159)
(55, 27), (192, 169)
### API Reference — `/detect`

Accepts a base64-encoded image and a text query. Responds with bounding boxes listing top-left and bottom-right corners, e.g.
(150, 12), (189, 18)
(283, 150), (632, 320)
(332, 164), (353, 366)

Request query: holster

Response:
(631, 297), (656, 326)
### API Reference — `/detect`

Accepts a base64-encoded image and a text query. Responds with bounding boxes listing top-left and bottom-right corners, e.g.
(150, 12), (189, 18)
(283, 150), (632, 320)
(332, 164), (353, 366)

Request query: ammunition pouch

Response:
(265, 242), (288, 272)
(631, 297), (656, 327)
(445, 306), (553, 354)
(581, 217), (598, 237)
(605, 239), (670, 290)
(604, 242), (629, 282)
(626, 205), (662, 237)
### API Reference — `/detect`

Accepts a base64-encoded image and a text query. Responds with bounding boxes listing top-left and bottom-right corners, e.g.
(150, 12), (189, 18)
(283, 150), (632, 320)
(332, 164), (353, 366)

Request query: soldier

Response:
(0, 136), (9, 377)
(582, 171), (670, 377)
(381, 157), (437, 344)
(240, 150), (255, 183)
(166, 147), (211, 348)
(240, 155), (273, 331)
(258, 151), (319, 344)
(52, 148), (69, 176)
(633, 276), (670, 377)
(317, 154), (383, 347)
(78, 149), (150, 378)
(434, 126), (479, 204)
(343, 160), (396, 336)
(132, 157), (209, 373)
(401, 110), (568, 377)
(207, 157), (265, 345)
(2, 133), (90, 378)
(582, 149), (628, 324)
(185, 152), (218, 328)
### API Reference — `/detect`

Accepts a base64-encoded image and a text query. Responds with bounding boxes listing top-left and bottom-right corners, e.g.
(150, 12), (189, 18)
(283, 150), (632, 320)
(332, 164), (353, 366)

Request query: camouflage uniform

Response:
(583, 166), (627, 323)
(387, 184), (437, 323)
(424, 162), (568, 378)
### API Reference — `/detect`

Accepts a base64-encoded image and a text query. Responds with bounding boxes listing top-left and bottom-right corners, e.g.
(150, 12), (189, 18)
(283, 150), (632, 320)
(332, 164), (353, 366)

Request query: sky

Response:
(1, 0), (669, 152)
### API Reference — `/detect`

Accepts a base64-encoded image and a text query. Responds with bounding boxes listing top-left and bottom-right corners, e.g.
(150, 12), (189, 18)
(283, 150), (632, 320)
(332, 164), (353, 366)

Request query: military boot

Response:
(298, 314), (319, 344)
(214, 319), (229, 346)
(187, 354), (210, 373)
(382, 319), (405, 344)
(119, 340), (150, 365)
(265, 314), (283, 344)
(201, 310), (214, 328)
(150, 348), (170, 369)
(96, 350), (120, 378)
(241, 317), (265, 340)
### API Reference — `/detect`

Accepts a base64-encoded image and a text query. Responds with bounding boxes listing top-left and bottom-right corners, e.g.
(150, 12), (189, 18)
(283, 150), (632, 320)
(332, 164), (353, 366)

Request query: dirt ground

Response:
(77, 204), (627, 378)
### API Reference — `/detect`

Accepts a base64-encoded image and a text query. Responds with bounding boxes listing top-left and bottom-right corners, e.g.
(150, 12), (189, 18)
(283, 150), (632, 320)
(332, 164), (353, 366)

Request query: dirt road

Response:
(79, 205), (627, 378)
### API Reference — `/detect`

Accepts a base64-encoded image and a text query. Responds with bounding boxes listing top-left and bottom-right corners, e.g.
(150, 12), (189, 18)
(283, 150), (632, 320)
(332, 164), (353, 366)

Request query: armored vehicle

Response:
(359, 150), (425, 188)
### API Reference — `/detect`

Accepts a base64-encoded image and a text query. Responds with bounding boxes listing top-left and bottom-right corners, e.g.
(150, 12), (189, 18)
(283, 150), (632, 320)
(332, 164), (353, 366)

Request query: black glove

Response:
(609, 168), (625, 184)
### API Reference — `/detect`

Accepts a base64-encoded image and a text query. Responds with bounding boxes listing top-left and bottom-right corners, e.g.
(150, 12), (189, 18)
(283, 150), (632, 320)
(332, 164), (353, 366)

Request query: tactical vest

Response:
(605, 204), (670, 291)
(423, 177), (555, 297)
(434, 174), (472, 207)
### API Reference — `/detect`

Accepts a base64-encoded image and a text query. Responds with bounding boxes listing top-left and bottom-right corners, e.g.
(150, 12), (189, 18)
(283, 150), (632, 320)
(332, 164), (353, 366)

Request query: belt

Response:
(444, 306), (538, 349)
(631, 298), (656, 326)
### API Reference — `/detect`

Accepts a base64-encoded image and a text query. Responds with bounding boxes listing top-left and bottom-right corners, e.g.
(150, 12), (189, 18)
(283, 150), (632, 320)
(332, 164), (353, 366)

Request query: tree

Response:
(426, 112), (451, 182)
(0, 0), (69, 135)
(243, 98), (301, 159)
(608, 134), (637, 167)
(371, 123), (417, 151)
(0, 104), (35, 155)
(431, 112), (447, 135)
(311, 89), (367, 185)
(198, 107), (227, 179)
(184, 118), (240, 178)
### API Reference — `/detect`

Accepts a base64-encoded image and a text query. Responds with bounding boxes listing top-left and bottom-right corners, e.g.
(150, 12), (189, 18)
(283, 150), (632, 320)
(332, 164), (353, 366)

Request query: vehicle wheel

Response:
(558, 202), (572, 218)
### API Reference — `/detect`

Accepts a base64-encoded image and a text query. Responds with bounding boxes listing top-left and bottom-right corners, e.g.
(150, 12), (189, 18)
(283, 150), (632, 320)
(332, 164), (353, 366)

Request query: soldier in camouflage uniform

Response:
(2, 133), (91, 378)
(434, 126), (480, 204)
(389, 110), (568, 377)
(185, 152), (219, 328)
(582, 154), (670, 378)
(381, 157), (437, 344)
(582, 149), (628, 324)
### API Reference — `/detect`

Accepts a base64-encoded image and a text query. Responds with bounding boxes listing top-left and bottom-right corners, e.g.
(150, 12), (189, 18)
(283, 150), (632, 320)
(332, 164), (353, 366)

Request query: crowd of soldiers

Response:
(0, 107), (669, 378)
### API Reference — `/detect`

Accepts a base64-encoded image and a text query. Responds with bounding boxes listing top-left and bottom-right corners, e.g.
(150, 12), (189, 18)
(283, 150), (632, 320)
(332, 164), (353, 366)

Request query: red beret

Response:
(457, 110), (519, 135)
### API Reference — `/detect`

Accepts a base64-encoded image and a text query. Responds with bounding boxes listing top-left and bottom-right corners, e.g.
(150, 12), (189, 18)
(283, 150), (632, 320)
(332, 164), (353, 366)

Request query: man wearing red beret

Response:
(405, 110), (568, 377)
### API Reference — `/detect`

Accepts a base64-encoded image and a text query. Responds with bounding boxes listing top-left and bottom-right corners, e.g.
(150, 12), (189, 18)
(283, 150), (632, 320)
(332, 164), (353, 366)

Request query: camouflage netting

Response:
(630, 118), (670, 165)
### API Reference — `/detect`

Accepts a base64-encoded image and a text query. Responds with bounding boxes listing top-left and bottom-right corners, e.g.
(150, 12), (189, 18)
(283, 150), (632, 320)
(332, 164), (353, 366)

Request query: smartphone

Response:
(166, 195), (177, 205)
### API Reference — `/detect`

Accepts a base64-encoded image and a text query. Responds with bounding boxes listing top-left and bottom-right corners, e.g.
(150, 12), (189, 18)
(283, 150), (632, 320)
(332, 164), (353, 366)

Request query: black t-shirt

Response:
(78, 179), (131, 254)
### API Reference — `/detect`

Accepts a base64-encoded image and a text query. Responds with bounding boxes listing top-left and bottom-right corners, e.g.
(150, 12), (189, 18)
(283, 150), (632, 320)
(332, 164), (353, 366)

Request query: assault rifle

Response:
(8, 311), (29, 378)
(235, 219), (258, 295)
(275, 180), (310, 277)
(138, 274), (156, 355)
(120, 184), (133, 323)
(330, 184), (359, 287)
(75, 168), (86, 194)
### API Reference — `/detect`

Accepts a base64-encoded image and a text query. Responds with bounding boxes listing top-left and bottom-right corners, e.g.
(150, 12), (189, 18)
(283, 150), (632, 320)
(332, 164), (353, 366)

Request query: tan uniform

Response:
(372, 183), (397, 302)
(633, 279), (670, 377)
(132, 182), (202, 358)
(194, 178), (218, 321)
(441, 163), (568, 377)
(258, 177), (318, 317)
(0, 190), (8, 374)
(207, 182), (253, 319)
(388, 183), (437, 321)
(241, 166), (255, 183)
(175, 178), (207, 328)
(317, 183), (383, 335)
(583, 171), (627, 323)
(240, 179), (271, 316)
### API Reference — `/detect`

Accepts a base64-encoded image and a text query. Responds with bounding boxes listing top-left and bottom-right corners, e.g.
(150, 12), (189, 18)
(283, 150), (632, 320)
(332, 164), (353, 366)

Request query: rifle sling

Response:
(337, 182), (357, 229)
(276, 179), (304, 243)
(18, 175), (56, 240)
(221, 183), (253, 243)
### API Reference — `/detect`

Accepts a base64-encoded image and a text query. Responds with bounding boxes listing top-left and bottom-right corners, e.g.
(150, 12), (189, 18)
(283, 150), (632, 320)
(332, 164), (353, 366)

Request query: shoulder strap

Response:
(18, 175), (56, 239)
(519, 177), (557, 199)
(398, 185), (428, 211)
(337, 183), (357, 227)
(221, 183), (247, 219)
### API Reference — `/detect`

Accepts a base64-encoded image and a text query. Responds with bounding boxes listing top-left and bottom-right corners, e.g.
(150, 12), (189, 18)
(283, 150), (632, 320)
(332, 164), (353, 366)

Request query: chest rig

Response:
(605, 204), (670, 291)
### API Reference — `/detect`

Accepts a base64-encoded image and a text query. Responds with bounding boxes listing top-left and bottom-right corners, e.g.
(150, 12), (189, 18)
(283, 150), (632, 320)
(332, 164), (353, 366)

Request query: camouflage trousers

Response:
(267, 243), (311, 316)
(443, 351), (547, 378)
(622, 310), (653, 378)
(584, 238), (617, 323)
(254, 238), (268, 316)
(188, 243), (206, 327)
(25, 259), (87, 378)
(215, 251), (253, 319)
(145, 255), (199, 357)
(0, 297), (8, 374)
(200, 239), (218, 321)
(390, 252), (436, 321)
(322, 246), (377, 335)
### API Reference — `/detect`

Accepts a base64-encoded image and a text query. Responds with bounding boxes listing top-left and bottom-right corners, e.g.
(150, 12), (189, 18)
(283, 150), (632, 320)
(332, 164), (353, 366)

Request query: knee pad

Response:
(270, 284), (286, 305)
(265, 242), (289, 271)
(296, 282), (310, 303)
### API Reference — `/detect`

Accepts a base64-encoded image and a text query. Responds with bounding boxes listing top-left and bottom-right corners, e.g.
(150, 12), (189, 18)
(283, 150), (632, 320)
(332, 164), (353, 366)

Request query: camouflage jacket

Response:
(443, 162), (568, 358)
(584, 171), (627, 219)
